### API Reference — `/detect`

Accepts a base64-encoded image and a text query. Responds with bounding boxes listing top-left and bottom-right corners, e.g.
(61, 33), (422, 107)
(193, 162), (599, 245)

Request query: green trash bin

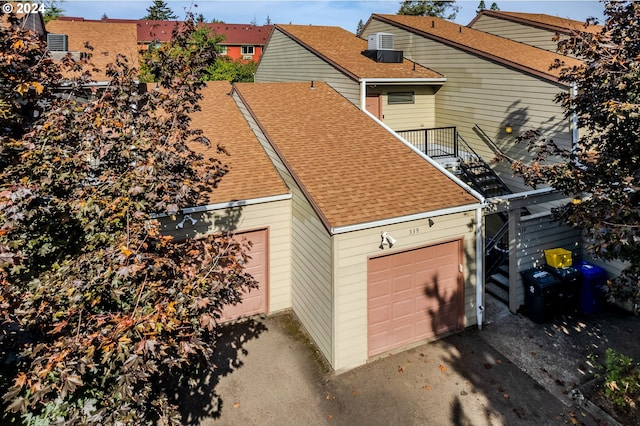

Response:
(520, 268), (561, 323)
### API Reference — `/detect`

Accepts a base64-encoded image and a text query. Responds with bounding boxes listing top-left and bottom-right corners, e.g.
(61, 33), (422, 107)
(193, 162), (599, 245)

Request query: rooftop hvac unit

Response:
(47, 33), (68, 52)
(368, 32), (394, 51)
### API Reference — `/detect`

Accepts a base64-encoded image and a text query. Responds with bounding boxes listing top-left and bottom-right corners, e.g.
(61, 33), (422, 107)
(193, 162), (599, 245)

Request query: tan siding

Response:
(469, 15), (563, 52)
(161, 199), (293, 315)
(512, 213), (581, 309)
(233, 91), (334, 363)
(256, 29), (361, 105)
(363, 20), (572, 193)
(366, 85), (437, 131)
(332, 210), (478, 371)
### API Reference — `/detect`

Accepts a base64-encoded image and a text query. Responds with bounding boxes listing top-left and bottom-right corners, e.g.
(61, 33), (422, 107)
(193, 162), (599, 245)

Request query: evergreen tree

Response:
(356, 19), (364, 35)
(398, 1), (459, 20)
(265, 15), (272, 25)
(477, 0), (486, 13)
(490, 2), (500, 11)
(43, 0), (64, 23)
(143, 0), (177, 20)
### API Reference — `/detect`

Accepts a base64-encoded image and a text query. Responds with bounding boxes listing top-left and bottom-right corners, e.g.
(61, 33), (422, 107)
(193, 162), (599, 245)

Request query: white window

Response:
(217, 45), (228, 55)
(241, 45), (255, 55)
(388, 92), (415, 105)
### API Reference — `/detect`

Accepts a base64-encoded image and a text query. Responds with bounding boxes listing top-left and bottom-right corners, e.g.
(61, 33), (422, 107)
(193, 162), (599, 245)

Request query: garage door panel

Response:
(369, 278), (391, 300)
(369, 305), (391, 326)
(392, 273), (414, 293)
(219, 229), (268, 322)
(368, 241), (463, 357)
(392, 299), (414, 319)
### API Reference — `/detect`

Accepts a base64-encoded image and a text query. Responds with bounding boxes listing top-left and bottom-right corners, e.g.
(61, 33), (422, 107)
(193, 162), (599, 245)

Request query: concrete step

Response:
(486, 280), (509, 305)
(498, 264), (509, 276)
(490, 272), (509, 289)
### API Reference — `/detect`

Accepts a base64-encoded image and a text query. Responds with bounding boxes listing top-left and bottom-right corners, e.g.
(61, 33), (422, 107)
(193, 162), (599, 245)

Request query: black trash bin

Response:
(543, 265), (581, 315)
(577, 261), (608, 315)
(520, 268), (561, 323)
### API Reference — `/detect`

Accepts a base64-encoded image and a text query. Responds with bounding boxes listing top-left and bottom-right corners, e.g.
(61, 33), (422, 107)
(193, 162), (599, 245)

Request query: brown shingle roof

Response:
(469, 10), (603, 35)
(189, 81), (289, 204)
(371, 14), (583, 82)
(46, 20), (139, 81)
(275, 24), (444, 81)
(233, 81), (478, 230)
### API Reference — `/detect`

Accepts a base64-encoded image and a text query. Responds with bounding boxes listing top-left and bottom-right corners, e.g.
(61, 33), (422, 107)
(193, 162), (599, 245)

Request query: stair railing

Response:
(455, 133), (481, 164)
(485, 219), (510, 278)
(473, 124), (513, 164)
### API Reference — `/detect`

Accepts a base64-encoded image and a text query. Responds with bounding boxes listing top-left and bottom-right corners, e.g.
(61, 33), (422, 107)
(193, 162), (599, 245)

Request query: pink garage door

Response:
(219, 229), (268, 322)
(368, 240), (463, 357)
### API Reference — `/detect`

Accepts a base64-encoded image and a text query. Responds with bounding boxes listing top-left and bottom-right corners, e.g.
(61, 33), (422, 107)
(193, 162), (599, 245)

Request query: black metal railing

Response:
(485, 219), (510, 278)
(397, 126), (458, 159)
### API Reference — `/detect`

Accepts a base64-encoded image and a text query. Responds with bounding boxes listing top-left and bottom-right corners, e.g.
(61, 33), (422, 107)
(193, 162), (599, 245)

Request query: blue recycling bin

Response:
(577, 261), (608, 315)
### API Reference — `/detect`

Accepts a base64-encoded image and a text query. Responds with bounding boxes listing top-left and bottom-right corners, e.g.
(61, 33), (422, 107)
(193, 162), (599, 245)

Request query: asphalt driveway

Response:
(177, 295), (637, 425)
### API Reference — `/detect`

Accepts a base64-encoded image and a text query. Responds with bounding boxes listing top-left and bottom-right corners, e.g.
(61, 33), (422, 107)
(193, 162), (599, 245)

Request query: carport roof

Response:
(233, 81), (479, 231)
(189, 81), (289, 204)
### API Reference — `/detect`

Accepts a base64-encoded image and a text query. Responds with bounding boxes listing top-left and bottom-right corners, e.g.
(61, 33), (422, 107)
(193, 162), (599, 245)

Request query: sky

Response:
(55, 1), (607, 33)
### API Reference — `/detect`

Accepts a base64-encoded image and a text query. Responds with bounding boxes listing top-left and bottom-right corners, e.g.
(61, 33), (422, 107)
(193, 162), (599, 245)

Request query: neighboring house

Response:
(468, 10), (603, 54)
(361, 14), (583, 194)
(46, 19), (139, 82)
(255, 24), (445, 133)
(174, 79), (483, 371)
(58, 17), (273, 62)
(158, 81), (293, 323)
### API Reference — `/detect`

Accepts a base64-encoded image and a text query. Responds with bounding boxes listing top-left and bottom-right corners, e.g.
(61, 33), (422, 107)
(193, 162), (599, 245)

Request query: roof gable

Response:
(233, 81), (477, 230)
(370, 14), (583, 83)
(274, 24), (444, 81)
(468, 10), (603, 35)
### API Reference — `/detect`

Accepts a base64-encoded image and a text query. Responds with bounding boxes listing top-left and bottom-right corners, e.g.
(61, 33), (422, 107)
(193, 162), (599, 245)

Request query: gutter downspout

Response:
(476, 206), (484, 329)
(361, 77), (486, 329)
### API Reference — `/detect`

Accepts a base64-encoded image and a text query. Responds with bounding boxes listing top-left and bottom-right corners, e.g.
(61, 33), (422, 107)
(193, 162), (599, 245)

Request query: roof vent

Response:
(47, 33), (68, 51)
(368, 32), (394, 51)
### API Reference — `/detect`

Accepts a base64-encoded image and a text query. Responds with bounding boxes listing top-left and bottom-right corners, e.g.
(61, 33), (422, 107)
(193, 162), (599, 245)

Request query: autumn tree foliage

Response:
(0, 12), (257, 424)
(511, 0), (640, 308)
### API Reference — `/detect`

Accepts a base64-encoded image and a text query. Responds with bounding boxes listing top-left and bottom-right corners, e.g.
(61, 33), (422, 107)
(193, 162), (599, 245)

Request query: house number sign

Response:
(409, 227), (420, 236)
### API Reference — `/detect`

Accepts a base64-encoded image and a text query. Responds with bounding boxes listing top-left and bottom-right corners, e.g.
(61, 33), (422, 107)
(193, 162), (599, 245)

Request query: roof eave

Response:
(331, 202), (484, 234)
(360, 77), (446, 85)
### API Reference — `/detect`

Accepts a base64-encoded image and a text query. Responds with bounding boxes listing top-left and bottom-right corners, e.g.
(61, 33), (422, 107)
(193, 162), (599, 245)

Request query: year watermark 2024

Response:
(2, 2), (46, 14)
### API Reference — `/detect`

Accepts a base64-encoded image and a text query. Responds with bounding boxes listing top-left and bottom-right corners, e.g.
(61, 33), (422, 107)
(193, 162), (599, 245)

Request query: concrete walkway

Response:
(180, 297), (633, 426)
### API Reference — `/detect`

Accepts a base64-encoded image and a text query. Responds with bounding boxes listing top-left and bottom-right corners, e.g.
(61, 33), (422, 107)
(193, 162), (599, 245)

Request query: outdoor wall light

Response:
(380, 231), (397, 248)
(176, 214), (198, 229)
(505, 125), (513, 134)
